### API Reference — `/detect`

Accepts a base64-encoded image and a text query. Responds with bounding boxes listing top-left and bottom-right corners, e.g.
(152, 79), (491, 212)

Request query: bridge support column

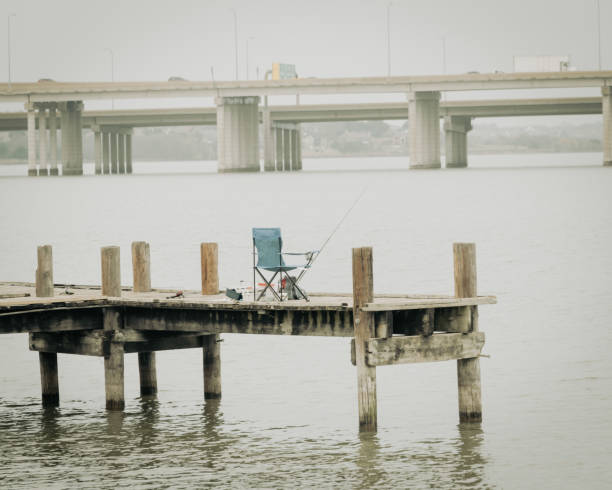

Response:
(59, 101), (84, 176)
(26, 104), (37, 176)
(48, 106), (58, 176)
(38, 109), (48, 176)
(125, 131), (133, 174)
(93, 126), (102, 175)
(275, 127), (283, 171)
(408, 91), (441, 169)
(603, 87), (612, 167)
(290, 129), (299, 171)
(60, 109), (68, 172)
(38, 108), (48, 176)
(263, 108), (275, 171)
(110, 132), (118, 174)
(102, 131), (110, 174)
(296, 126), (302, 170)
(444, 116), (472, 168)
(118, 133), (126, 174)
(216, 96), (260, 172)
(283, 128), (291, 170)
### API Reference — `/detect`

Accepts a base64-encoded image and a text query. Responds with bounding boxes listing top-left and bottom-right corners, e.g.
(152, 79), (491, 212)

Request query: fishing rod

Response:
(316, 185), (369, 259)
(295, 184), (369, 281)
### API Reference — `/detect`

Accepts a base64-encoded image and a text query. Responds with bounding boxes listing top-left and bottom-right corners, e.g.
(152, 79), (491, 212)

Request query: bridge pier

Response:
(603, 87), (612, 167)
(26, 103), (61, 176)
(283, 128), (291, 170)
(216, 96), (260, 172)
(59, 101), (84, 176)
(48, 106), (58, 176)
(444, 116), (472, 168)
(26, 104), (37, 176)
(263, 108), (275, 171)
(38, 108), (48, 175)
(118, 133), (126, 174)
(275, 127), (283, 170)
(272, 123), (301, 171)
(93, 126), (102, 175)
(408, 91), (441, 169)
(126, 131), (133, 174)
(291, 127), (302, 170)
(102, 131), (110, 174)
(296, 127), (302, 170)
(110, 132), (118, 173)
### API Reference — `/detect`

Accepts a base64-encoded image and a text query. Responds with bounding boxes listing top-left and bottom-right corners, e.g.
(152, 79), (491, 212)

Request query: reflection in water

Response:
(39, 407), (67, 459)
(356, 431), (386, 488)
(106, 409), (125, 436)
(200, 399), (226, 471)
(352, 425), (487, 488)
(458, 426), (487, 487)
(136, 398), (160, 450)
(454, 424), (487, 487)
(202, 398), (222, 435)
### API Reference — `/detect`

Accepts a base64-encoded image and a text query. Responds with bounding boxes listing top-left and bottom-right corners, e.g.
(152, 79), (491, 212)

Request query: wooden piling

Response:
(200, 243), (219, 295)
(137, 352), (157, 396)
(36, 245), (59, 407)
(36, 245), (54, 297)
(132, 241), (157, 396)
(203, 335), (221, 399)
(132, 241), (151, 293)
(39, 352), (59, 407)
(101, 246), (121, 297)
(103, 308), (125, 410)
(454, 243), (482, 423)
(352, 247), (377, 431)
(201, 242), (221, 399)
(101, 246), (124, 409)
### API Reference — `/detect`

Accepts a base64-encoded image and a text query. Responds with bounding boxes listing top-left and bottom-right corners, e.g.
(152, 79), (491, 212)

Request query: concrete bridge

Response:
(1, 96), (604, 174)
(1, 71), (611, 174)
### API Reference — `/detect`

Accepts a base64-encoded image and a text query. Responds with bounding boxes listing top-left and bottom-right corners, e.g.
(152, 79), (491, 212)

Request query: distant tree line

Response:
(0, 121), (604, 163)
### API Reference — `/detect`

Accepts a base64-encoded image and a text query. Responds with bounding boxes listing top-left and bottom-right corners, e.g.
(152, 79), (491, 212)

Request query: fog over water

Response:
(1, 0), (612, 487)
(1, 154), (611, 488)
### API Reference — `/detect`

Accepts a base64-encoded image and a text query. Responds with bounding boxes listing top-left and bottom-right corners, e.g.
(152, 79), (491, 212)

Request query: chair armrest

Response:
(281, 250), (319, 256)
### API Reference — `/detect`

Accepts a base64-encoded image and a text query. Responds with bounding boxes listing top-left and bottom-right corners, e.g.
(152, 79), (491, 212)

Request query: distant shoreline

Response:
(0, 149), (602, 166)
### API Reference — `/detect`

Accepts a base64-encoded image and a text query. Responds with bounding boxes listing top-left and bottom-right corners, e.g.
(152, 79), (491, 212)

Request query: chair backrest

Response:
(252, 228), (286, 269)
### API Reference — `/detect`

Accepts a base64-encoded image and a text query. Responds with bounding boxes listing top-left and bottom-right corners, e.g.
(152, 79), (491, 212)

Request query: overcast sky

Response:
(0, 0), (609, 119)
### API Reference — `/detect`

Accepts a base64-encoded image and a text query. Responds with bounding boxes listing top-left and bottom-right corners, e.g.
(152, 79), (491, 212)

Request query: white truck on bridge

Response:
(513, 55), (571, 72)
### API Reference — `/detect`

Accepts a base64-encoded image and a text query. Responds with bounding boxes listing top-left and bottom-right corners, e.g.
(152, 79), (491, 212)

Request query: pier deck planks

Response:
(0, 283), (496, 338)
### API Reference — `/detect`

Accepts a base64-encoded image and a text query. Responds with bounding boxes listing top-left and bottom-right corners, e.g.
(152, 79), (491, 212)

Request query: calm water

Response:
(1, 154), (611, 489)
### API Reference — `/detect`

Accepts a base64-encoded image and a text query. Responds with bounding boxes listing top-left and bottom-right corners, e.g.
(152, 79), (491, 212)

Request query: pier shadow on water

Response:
(354, 423), (488, 488)
(0, 396), (493, 488)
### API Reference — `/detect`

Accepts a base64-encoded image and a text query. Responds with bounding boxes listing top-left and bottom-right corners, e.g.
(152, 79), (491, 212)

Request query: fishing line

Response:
(310, 184), (370, 266)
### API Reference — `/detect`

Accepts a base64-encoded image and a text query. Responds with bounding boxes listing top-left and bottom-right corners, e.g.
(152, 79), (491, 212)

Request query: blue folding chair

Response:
(252, 228), (318, 301)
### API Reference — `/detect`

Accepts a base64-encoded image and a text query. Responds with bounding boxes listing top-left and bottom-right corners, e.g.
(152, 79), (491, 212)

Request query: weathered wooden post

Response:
(454, 243), (482, 422)
(201, 243), (221, 399)
(352, 247), (377, 431)
(101, 246), (121, 297)
(101, 246), (125, 410)
(36, 245), (54, 297)
(36, 244), (59, 407)
(132, 241), (157, 396)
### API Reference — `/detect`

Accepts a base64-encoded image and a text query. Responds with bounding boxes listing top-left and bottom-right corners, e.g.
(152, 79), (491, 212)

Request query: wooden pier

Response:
(0, 242), (495, 431)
